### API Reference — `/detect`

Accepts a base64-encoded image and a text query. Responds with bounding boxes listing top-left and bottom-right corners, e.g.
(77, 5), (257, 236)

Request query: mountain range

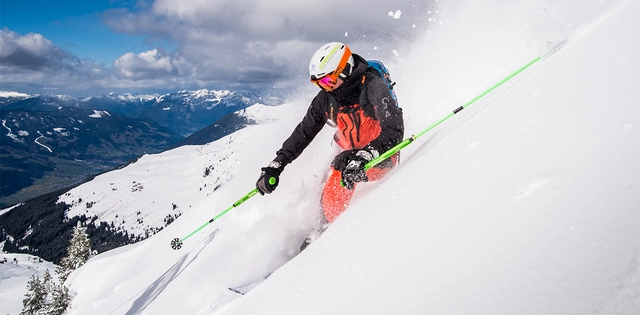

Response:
(0, 89), (270, 137)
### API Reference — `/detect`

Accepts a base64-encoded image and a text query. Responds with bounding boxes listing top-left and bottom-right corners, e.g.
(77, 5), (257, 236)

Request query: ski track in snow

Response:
(1, 119), (23, 143)
(35, 130), (53, 153)
(2, 119), (11, 134)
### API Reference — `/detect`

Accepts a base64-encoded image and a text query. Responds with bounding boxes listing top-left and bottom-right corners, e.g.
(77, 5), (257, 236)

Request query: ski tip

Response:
(170, 238), (183, 250)
(228, 287), (245, 295)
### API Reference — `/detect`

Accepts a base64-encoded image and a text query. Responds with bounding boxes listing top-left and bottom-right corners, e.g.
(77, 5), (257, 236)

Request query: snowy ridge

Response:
(57, 103), (312, 239)
(112, 92), (157, 102)
(88, 110), (111, 118)
(60, 1), (640, 314)
(83, 92), (158, 103)
(155, 89), (235, 106)
(0, 203), (22, 216)
(2, 89), (258, 112)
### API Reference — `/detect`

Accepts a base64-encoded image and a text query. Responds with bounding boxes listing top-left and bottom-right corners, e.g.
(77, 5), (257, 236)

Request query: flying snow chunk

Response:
(345, 32), (348, 37)
(388, 10), (401, 19)
(393, 50), (399, 57)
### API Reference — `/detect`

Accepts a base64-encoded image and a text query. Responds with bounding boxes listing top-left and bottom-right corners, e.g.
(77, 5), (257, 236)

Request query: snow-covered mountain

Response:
(133, 89), (264, 137)
(169, 108), (256, 147)
(84, 92), (158, 103)
(81, 92), (158, 116)
(0, 93), (83, 110)
(4, 0), (640, 314)
(1, 88), (270, 137)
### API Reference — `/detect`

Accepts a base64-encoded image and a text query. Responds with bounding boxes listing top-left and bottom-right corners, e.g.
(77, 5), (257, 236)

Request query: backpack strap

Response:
(327, 93), (339, 123)
(358, 71), (379, 119)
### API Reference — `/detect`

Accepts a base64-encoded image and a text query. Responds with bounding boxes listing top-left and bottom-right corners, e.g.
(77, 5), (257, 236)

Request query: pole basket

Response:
(171, 238), (183, 250)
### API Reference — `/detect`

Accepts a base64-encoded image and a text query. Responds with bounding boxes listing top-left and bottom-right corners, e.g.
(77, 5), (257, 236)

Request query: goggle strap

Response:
(335, 45), (352, 78)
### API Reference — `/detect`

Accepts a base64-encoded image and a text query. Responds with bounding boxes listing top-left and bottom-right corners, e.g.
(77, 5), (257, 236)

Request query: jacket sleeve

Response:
(364, 75), (404, 154)
(273, 92), (327, 166)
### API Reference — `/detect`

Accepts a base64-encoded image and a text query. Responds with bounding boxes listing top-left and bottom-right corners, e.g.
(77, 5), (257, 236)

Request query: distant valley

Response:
(0, 89), (271, 207)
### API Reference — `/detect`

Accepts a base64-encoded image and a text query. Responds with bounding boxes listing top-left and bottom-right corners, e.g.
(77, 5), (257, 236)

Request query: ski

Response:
(299, 222), (330, 252)
(228, 273), (272, 295)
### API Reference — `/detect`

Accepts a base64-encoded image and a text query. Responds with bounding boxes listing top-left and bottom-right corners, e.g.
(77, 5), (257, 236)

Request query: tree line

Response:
(0, 187), (135, 264)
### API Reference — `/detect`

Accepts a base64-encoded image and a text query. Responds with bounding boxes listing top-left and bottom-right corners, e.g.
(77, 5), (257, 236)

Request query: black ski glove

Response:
(331, 149), (378, 190)
(256, 161), (284, 195)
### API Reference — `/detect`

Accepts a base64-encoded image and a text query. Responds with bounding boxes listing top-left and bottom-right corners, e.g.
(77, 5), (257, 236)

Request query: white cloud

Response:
(1, 1), (434, 97)
(103, 0), (433, 87)
(114, 48), (189, 80)
(124, 0), (430, 46)
(0, 29), (75, 71)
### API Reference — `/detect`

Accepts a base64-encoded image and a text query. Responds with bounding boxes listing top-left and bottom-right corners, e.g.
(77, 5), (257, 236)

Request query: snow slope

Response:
(62, 0), (639, 314)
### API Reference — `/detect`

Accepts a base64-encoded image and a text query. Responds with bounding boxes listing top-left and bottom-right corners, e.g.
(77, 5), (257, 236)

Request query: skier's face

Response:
(326, 77), (344, 91)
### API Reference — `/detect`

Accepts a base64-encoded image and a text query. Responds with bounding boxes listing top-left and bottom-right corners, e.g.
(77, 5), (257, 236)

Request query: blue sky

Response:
(1, 0), (152, 63)
(1, 0), (432, 97)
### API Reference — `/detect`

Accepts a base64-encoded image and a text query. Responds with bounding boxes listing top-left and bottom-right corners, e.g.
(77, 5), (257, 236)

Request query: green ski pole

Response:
(171, 187), (261, 250)
(364, 53), (548, 171)
(171, 46), (566, 249)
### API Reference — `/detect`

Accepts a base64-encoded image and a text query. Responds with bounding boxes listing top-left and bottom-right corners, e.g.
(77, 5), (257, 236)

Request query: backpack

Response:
(364, 60), (399, 106)
(327, 59), (398, 124)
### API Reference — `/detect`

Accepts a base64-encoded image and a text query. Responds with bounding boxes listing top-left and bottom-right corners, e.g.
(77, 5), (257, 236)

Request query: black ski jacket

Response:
(273, 54), (404, 167)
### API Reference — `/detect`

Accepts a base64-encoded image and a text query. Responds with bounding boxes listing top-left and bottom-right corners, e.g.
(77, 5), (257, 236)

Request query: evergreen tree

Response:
(46, 282), (71, 315)
(42, 269), (53, 292)
(21, 275), (46, 315)
(56, 221), (92, 283)
(21, 221), (88, 315)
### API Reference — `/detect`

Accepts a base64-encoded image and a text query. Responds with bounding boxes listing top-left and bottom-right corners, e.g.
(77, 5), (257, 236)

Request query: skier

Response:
(256, 42), (404, 225)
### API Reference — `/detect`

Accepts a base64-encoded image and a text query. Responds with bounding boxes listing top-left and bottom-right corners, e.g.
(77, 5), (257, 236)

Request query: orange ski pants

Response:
(321, 153), (399, 223)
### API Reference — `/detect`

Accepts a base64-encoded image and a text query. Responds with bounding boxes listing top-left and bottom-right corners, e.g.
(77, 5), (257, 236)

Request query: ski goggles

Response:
(310, 72), (339, 91)
(310, 45), (353, 91)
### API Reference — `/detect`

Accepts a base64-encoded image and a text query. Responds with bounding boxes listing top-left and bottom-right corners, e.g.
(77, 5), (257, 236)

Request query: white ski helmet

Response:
(309, 42), (355, 83)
